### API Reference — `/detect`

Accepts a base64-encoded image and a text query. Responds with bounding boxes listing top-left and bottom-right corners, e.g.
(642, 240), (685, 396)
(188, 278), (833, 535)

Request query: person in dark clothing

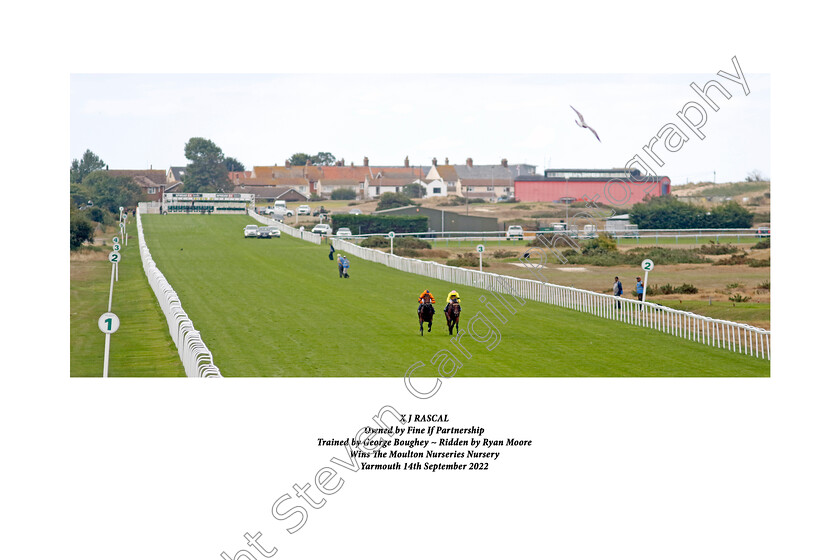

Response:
(613, 276), (623, 309)
(329, 244), (335, 260)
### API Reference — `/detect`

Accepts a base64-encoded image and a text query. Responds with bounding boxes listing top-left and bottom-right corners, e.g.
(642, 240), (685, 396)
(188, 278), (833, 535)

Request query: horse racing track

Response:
(139, 215), (770, 377)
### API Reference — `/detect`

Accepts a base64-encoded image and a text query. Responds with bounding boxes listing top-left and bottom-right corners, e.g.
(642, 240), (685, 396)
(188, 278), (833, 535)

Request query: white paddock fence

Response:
(248, 210), (323, 244)
(136, 209), (222, 377)
(332, 238), (771, 360)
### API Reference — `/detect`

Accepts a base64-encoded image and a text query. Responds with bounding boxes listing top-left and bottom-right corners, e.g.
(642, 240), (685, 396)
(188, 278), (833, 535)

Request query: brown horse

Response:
(445, 302), (461, 335)
(418, 302), (434, 335)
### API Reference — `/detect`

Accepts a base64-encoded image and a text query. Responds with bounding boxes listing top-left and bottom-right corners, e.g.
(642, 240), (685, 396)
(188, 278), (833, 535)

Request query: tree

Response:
(224, 157), (245, 172)
(629, 196), (706, 229)
(707, 201), (754, 228)
(745, 169), (767, 182)
(184, 137), (233, 192)
(70, 211), (95, 249)
(630, 195), (753, 229)
(312, 152), (337, 166)
(288, 153), (312, 166)
(70, 149), (106, 183)
(376, 192), (415, 211)
(82, 171), (142, 214)
(402, 183), (426, 198)
(288, 152), (338, 166)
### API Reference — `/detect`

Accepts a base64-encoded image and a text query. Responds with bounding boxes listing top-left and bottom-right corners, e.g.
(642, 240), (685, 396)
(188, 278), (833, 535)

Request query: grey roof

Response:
(453, 163), (536, 180)
(169, 166), (187, 179)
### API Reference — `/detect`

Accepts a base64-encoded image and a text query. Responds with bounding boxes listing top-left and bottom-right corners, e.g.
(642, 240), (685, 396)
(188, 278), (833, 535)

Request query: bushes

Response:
(629, 196), (754, 229)
(698, 241), (739, 255)
(714, 253), (770, 267)
(359, 236), (432, 250)
(646, 283), (699, 295)
(330, 188), (357, 200)
(753, 238), (770, 249)
(491, 250), (518, 259)
(70, 212), (95, 250)
(375, 192), (416, 211)
(445, 253), (486, 268)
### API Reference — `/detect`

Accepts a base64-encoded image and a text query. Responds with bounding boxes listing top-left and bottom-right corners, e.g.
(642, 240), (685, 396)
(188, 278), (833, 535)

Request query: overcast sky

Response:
(70, 72), (769, 185)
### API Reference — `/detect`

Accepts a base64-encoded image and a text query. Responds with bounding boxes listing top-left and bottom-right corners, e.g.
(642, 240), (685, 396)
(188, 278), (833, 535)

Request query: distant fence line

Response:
(136, 207), (222, 377)
(332, 238), (771, 360)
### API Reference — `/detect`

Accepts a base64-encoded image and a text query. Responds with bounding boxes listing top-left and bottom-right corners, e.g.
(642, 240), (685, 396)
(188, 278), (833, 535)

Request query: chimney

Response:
(363, 156), (369, 166)
(404, 156), (410, 167)
(285, 160), (291, 168)
(432, 157), (437, 166)
(351, 161), (355, 167)
(305, 159), (311, 166)
(501, 158), (508, 168)
(466, 157), (473, 167)
(444, 157), (449, 165)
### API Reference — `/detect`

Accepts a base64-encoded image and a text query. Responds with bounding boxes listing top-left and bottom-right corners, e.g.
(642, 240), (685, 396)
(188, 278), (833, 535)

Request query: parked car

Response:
(244, 224), (259, 238)
(311, 224), (332, 236)
(335, 227), (353, 238)
(257, 227), (271, 238)
(756, 226), (770, 238)
(268, 226), (281, 237)
(274, 200), (294, 217)
(261, 207), (274, 215)
(349, 208), (362, 215)
(312, 206), (330, 216)
(297, 205), (311, 215)
(506, 225), (524, 240)
(549, 222), (567, 232)
(582, 224), (597, 238)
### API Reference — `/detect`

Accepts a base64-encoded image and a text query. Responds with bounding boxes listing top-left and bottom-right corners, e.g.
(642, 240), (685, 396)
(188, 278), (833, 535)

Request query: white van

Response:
(583, 224), (597, 238)
(274, 200), (294, 217)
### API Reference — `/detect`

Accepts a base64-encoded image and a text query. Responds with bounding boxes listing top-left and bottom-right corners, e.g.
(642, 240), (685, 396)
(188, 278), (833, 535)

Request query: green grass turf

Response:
(647, 299), (770, 326)
(139, 214), (770, 377)
(70, 219), (184, 377)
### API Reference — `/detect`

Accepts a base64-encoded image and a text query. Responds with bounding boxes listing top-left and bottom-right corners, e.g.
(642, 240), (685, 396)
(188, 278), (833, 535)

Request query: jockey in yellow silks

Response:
(444, 290), (461, 314)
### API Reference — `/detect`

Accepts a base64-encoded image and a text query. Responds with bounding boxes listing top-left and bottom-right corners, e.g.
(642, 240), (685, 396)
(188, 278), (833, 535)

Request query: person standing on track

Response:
(337, 254), (345, 278)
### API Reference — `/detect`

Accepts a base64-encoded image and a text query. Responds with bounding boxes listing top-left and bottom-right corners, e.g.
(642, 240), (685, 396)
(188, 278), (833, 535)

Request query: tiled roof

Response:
(433, 165), (459, 182)
(106, 169), (167, 184)
(321, 167), (370, 181)
(233, 186), (308, 200)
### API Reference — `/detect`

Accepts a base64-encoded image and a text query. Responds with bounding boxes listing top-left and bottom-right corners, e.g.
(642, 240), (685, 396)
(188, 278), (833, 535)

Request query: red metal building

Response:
(514, 168), (670, 206)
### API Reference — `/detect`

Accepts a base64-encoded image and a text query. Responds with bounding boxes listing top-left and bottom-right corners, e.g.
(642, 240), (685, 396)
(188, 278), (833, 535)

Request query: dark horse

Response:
(418, 302), (434, 335)
(445, 302), (461, 335)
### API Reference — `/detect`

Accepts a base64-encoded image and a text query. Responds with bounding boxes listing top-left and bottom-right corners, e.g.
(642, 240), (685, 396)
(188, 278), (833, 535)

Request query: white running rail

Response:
(136, 208), (222, 377)
(332, 238), (771, 360)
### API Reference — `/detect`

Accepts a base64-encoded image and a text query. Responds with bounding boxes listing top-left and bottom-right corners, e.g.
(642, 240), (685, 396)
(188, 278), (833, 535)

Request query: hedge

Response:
(331, 214), (428, 234)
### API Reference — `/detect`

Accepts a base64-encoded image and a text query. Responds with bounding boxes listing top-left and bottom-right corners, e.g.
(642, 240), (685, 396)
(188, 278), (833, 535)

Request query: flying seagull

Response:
(570, 105), (601, 142)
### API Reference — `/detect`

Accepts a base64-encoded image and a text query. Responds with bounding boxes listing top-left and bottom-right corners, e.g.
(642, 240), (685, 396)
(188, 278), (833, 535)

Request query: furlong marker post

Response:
(641, 259), (654, 303)
(101, 250), (121, 377)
